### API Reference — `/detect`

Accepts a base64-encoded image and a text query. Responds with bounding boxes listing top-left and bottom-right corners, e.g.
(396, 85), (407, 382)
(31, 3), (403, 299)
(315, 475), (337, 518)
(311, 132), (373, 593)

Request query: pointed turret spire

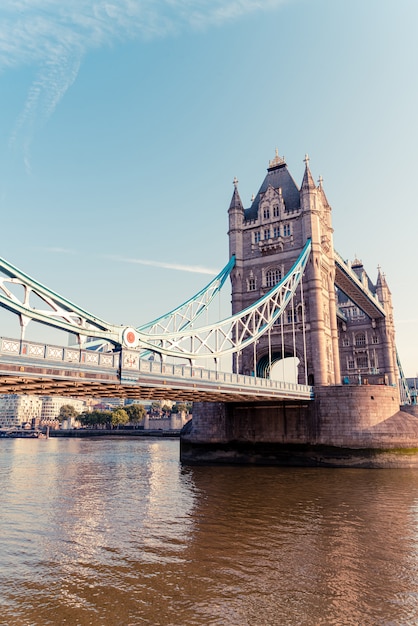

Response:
(317, 175), (330, 208)
(229, 177), (244, 211)
(376, 265), (391, 295)
(301, 153), (316, 191)
(228, 176), (244, 262)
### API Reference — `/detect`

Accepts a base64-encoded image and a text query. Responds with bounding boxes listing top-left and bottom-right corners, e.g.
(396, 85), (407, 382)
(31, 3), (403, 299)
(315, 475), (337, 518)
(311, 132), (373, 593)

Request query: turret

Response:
(301, 154), (320, 243)
(375, 267), (397, 386)
(300, 155), (340, 385)
(228, 177), (244, 262)
(317, 175), (332, 229)
(228, 177), (245, 321)
(376, 267), (392, 309)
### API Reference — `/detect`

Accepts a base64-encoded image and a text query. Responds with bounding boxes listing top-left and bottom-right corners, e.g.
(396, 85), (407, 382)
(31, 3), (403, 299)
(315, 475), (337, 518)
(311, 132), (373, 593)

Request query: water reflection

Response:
(1, 439), (418, 625)
(180, 466), (418, 625)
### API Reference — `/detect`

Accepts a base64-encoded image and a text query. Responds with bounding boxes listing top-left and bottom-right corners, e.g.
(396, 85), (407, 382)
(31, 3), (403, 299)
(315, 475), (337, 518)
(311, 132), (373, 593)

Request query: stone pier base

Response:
(180, 385), (418, 468)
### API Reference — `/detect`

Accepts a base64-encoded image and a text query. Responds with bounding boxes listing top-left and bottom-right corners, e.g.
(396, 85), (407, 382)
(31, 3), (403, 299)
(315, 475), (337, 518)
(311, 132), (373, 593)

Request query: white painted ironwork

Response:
(46, 346), (63, 360)
(0, 255), (127, 345)
(0, 336), (313, 400)
(138, 255), (235, 334)
(27, 344), (45, 358)
(137, 240), (312, 360)
(0, 338), (120, 369)
(1, 339), (19, 354)
(100, 354), (114, 367)
(0, 243), (311, 362)
(64, 349), (81, 363)
(85, 255), (236, 352)
(85, 352), (99, 365)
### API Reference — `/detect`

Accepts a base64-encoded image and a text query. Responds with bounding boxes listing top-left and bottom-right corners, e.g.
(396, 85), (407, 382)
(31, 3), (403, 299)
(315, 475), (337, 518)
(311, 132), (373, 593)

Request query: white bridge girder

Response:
(134, 239), (312, 360)
(0, 242), (311, 360)
(0, 257), (127, 344)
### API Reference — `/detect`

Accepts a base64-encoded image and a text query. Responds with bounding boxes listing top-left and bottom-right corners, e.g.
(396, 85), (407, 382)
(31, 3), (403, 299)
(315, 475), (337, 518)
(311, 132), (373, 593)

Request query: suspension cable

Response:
(291, 293), (297, 382)
(281, 308), (285, 381)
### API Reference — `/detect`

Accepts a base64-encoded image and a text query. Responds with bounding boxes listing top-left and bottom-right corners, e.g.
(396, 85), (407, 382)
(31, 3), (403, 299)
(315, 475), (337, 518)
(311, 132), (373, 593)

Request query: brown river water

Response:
(1, 437), (418, 625)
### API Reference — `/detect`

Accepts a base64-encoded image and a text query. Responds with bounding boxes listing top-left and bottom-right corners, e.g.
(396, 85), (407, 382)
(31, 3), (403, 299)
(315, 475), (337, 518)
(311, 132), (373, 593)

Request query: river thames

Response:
(1, 437), (418, 625)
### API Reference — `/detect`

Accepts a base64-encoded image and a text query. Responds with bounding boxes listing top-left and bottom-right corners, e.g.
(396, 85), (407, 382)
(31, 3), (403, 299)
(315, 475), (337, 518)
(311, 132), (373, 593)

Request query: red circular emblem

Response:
(126, 331), (135, 344)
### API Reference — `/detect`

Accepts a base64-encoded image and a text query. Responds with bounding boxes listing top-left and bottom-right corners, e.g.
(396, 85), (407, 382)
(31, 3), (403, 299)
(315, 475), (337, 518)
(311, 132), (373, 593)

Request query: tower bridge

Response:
(0, 151), (417, 467)
(0, 336), (313, 403)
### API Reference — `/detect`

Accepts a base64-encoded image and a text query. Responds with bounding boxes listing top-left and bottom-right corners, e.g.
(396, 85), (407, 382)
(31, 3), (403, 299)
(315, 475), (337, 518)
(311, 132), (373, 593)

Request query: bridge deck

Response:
(0, 338), (313, 403)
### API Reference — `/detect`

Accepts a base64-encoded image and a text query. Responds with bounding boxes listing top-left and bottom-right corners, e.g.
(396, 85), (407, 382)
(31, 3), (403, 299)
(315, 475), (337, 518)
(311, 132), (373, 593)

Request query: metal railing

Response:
(0, 337), (314, 399)
(0, 337), (119, 369)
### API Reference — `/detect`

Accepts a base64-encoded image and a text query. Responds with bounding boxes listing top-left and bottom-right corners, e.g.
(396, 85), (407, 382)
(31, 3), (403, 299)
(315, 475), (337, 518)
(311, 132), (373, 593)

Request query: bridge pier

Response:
(180, 386), (418, 468)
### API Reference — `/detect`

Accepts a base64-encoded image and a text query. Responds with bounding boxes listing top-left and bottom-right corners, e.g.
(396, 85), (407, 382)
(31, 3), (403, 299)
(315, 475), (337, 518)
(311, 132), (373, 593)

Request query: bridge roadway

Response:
(0, 337), (313, 403)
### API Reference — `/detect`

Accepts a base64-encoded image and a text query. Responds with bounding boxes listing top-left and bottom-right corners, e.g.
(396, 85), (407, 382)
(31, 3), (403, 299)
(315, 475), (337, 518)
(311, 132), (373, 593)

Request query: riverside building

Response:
(0, 394), (85, 429)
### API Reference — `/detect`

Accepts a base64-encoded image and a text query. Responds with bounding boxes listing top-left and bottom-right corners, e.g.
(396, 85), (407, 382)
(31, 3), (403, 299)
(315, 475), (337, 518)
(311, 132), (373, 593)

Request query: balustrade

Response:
(0, 337), (313, 400)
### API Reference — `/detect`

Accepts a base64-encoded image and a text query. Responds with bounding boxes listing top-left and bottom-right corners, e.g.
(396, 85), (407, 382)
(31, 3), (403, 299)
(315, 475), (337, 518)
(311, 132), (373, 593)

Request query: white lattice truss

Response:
(138, 239), (312, 360)
(85, 254), (236, 352)
(0, 254), (235, 348)
(0, 256), (126, 344)
(138, 255), (235, 335)
(0, 241), (311, 360)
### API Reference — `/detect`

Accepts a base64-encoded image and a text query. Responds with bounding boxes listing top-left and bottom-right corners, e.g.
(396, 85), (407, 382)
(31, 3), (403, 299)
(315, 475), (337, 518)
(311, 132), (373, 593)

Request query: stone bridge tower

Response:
(228, 151), (340, 385)
(181, 152), (407, 468)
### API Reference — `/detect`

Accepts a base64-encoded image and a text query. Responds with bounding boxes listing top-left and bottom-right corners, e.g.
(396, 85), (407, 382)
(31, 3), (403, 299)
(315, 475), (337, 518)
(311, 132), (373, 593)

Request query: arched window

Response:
(266, 268), (281, 288)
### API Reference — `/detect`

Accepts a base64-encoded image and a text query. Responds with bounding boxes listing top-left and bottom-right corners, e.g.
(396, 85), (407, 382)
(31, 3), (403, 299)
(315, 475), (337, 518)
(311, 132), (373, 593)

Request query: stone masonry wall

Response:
(185, 385), (415, 449)
(189, 402), (228, 442)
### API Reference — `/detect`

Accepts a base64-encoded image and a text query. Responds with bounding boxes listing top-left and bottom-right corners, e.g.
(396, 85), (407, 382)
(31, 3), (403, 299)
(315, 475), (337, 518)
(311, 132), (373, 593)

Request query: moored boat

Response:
(0, 429), (47, 438)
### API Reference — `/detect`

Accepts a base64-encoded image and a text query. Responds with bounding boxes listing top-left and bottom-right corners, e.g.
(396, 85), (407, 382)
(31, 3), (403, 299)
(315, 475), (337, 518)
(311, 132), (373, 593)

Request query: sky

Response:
(0, 0), (417, 376)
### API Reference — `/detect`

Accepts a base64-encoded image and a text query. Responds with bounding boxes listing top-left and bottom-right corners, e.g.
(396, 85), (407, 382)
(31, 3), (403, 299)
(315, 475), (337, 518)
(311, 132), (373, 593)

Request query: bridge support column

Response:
(328, 268), (341, 384)
(181, 386), (418, 468)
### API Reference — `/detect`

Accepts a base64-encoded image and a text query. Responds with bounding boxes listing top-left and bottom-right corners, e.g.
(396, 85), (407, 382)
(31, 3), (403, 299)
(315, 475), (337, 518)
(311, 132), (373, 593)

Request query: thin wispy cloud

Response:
(1, 0), (286, 170)
(106, 254), (218, 276)
(36, 247), (217, 275)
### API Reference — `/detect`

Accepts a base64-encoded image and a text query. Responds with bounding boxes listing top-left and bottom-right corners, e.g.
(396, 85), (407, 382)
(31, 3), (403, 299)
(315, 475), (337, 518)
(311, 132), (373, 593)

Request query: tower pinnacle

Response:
(268, 149), (285, 170)
(301, 153), (315, 190)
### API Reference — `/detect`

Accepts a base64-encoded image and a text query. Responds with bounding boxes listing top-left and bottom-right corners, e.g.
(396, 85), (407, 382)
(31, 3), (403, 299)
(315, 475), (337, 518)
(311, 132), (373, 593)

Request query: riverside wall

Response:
(180, 385), (418, 468)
